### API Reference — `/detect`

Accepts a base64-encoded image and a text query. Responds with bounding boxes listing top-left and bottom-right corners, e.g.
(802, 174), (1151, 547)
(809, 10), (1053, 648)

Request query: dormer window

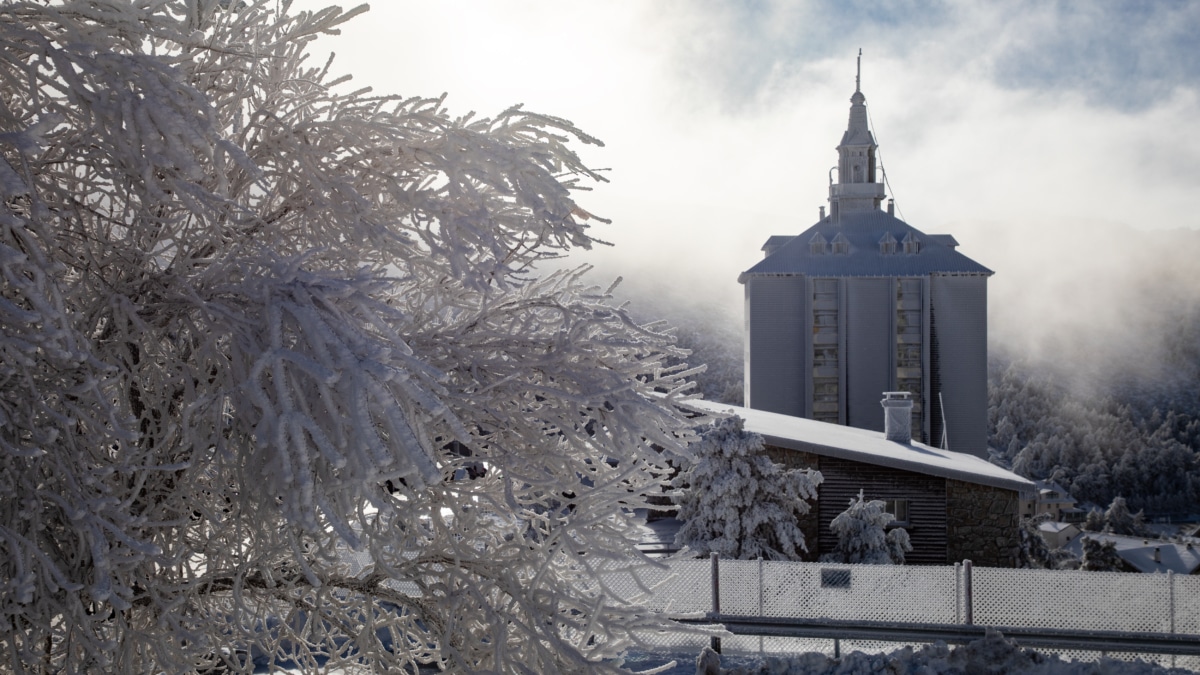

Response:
(831, 232), (850, 255)
(902, 232), (921, 254)
(810, 233), (828, 255)
(879, 232), (897, 255)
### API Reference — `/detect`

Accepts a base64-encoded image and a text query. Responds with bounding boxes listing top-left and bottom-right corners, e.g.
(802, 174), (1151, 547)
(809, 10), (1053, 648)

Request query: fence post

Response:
(954, 562), (961, 624)
(758, 556), (764, 653)
(963, 560), (973, 626)
(758, 556), (764, 617)
(1169, 569), (1177, 669)
(711, 551), (721, 654)
(1168, 570), (1175, 634)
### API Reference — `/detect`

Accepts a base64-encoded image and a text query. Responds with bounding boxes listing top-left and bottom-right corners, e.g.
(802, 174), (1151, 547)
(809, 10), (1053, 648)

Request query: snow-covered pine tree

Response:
(0, 3), (701, 673)
(820, 490), (912, 565)
(1084, 507), (1106, 532)
(1080, 537), (1125, 572)
(674, 416), (822, 560)
(1105, 496), (1140, 535)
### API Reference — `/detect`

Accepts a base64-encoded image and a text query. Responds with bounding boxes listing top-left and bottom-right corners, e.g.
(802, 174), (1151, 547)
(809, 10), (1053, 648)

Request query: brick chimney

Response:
(881, 391), (913, 444)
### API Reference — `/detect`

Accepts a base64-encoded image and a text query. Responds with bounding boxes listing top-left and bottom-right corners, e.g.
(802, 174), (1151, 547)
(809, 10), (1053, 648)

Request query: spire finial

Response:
(856, 48), (862, 93)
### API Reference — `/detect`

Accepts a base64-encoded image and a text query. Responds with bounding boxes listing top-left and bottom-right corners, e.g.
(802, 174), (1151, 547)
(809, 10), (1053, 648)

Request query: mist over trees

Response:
(618, 286), (744, 406)
(0, 2), (701, 672)
(987, 349), (1200, 517)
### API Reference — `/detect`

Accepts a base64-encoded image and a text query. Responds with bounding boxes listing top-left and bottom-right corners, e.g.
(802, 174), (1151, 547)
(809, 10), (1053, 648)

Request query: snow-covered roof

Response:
(739, 210), (992, 281)
(1037, 521), (1077, 534)
(685, 400), (1033, 493)
(1064, 533), (1200, 575)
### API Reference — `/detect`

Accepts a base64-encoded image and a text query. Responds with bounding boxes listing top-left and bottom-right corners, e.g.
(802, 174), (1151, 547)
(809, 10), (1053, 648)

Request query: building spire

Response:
(829, 50), (885, 218)
(856, 48), (862, 93)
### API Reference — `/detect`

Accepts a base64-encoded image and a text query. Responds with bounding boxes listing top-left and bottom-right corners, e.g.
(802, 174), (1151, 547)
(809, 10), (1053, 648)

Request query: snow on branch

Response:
(0, 2), (701, 672)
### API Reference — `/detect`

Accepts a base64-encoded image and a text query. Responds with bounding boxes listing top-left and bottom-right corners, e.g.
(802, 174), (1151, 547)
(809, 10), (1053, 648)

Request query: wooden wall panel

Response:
(815, 455), (947, 565)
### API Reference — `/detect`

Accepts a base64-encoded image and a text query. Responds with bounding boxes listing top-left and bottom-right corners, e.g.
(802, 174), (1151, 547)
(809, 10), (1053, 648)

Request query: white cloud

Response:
(294, 1), (1200, 357)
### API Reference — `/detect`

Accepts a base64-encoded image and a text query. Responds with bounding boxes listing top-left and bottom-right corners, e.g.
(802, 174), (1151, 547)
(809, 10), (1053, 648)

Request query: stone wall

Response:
(946, 479), (1020, 567)
(764, 445), (822, 562)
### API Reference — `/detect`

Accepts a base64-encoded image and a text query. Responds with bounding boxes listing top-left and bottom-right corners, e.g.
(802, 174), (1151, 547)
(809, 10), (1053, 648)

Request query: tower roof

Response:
(742, 53), (991, 283)
(840, 50), (876, 148)
(739, 209), (993, 282)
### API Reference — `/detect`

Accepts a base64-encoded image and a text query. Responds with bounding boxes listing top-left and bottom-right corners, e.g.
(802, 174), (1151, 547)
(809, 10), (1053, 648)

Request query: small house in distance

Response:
(1021, 480), (1087, 523)
(687, 396), (1034, 568)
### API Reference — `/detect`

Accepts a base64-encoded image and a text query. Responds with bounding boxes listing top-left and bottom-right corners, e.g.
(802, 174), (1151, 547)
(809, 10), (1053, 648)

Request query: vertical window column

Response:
(813, 279), (840, 424)
(896, 279), (924, 441)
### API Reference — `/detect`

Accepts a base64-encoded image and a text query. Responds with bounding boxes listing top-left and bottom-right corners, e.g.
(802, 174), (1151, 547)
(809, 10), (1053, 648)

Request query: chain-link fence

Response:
(339, 546), (1200, 665)
(596, 557), (1200, 667)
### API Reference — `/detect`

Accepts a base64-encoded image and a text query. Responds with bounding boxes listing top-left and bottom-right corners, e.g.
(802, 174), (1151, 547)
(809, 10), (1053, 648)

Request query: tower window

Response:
(879, 232), (897, 255)
(896, 279), (923, 443)
(831, 232), (850, 255)
(812, 279), (839, 424)
(810, 233), (828, 255)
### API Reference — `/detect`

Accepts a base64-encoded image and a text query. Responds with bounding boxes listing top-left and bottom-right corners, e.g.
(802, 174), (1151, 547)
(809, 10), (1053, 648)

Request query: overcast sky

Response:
(294, 1), (1200, 363)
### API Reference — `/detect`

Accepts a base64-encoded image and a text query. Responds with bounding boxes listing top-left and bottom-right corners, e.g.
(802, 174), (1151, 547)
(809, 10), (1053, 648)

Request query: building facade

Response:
(741, 65), (993, 458)
(687, 400), (1032, 567)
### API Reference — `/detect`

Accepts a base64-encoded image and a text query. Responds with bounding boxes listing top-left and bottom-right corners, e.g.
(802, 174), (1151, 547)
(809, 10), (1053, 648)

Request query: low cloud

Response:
(298, 1), (1200, 382)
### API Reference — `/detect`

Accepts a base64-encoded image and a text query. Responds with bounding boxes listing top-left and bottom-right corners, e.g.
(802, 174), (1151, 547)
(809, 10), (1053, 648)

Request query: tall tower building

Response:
(740, 57), (993, 458)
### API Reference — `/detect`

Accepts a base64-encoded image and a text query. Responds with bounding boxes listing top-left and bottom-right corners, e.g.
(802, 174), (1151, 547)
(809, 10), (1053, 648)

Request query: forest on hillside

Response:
(618, 249), (1200, 518)
(987, 338), (1200, 518)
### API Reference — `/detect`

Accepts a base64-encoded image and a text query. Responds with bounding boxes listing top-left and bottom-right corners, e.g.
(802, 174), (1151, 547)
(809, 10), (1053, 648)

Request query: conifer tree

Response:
(820, 490), (912, 565)
(1105, 496), (1139, 535)
(1016, 515), (1052, 568)
(674, 417), (822, 560)
(1080, 537), (1125, 572)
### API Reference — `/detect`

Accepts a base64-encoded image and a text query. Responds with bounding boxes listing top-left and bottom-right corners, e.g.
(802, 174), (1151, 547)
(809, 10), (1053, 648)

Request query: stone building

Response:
(741, 58), (993, 458)
(688, 398), (1033, 568)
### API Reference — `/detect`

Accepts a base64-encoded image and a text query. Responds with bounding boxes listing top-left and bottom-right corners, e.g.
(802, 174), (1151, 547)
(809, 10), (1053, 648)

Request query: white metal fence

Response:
(339, 546), (1200, 664)
(596, 558), (1200, 666)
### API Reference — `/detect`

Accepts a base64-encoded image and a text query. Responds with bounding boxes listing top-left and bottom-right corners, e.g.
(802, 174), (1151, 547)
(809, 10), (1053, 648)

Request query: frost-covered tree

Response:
(1016, 516), (1052, 569)
(987, 355), (1200, 517)
(820, 491), (912, 565)
(1046, 547), (1081, 571)
(0, 3), (701, 673)
(1015, 515), (1081, 570)
(1080, 537), (1125, 572)
(1104, 496), (1143, 535)
(1083, 507), (1106, 532)
(674, 416), (821, 560)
